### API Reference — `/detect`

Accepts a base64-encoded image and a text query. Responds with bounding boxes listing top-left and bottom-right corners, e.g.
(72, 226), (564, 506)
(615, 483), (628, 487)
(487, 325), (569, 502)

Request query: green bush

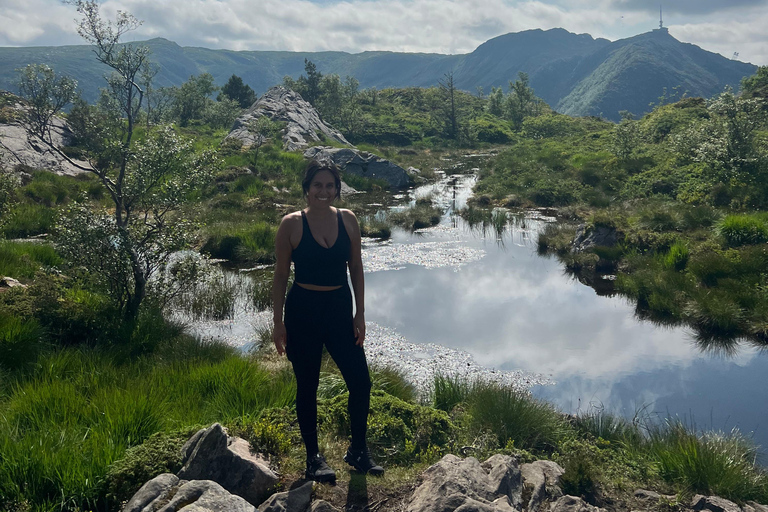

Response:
(663, 242), (690, 271)
(320, 390), (454, 463)
(717, 215), (768, 247)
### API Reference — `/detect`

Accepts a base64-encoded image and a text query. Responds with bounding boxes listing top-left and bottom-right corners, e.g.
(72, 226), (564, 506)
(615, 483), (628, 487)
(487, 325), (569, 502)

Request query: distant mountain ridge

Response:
(0, 28), (757, 121)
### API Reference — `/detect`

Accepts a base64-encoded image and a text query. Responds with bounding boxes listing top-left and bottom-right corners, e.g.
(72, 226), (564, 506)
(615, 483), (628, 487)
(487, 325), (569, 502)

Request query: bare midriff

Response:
(296, 282), (343, 291)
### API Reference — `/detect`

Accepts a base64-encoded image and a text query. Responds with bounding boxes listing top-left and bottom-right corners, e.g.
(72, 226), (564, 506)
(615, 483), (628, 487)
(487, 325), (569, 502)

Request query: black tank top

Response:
(292, 210), (351, 286)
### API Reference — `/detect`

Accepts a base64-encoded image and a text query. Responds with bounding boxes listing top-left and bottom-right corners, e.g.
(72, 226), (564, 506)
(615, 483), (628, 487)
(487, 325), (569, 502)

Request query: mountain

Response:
(0, 28), (757, 122)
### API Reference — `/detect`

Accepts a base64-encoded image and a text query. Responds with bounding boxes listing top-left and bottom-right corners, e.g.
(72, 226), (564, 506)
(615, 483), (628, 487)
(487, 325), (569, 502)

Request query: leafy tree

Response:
(505, 72), (538, 129)
(18, 0), (217, 325)
(171, 73), (217, 127)
(296, 59), (323, 106)
(246, 116), (283, 168)
(611, 111), (639, 161)
(17, 64), (78, 141)
(741, 66), (768, 100)
(487, 86), (504, 117)
(203, 97), (241, 128)
(218, 74), (256, 109)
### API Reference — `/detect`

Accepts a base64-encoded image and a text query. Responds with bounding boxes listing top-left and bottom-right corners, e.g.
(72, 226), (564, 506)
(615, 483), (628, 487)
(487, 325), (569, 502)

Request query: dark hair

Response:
(302, 159), (342, 199)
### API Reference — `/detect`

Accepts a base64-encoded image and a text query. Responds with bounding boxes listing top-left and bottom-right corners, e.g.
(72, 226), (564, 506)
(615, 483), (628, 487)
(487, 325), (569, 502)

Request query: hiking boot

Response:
(344, 446), (384, 476)
(305, 453), (336, 483)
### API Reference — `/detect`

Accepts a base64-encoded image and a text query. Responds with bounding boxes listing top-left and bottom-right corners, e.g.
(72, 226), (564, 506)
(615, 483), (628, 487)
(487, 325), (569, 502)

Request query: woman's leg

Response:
(284, 286), (324, 459)
(324, 287), (372, 451)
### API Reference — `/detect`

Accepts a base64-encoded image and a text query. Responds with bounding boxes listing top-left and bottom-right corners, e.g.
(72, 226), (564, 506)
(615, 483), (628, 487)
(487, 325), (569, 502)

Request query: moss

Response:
(100, 426), (200, 507)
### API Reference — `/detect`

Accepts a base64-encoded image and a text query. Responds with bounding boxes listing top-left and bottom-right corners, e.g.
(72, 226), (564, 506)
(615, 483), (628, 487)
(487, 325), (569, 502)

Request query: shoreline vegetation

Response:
(1, 9), (768, 507)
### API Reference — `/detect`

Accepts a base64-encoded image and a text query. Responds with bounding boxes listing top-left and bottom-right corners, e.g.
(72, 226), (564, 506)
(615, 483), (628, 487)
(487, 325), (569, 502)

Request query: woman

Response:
(272, 160), (383, 483)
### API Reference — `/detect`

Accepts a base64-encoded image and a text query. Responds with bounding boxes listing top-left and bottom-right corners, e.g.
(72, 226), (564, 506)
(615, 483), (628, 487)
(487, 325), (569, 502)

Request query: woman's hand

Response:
(353, 313), (366, 346)
(273, 322), (287, 356)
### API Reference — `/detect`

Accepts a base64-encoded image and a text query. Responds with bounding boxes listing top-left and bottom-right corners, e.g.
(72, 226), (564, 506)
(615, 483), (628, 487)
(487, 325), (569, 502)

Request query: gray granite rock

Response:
(303, 146), (410, 188)
(550, 495), (605, 512)
(177, 423), (278, 506)
(122, 473), (180, 512)
(0, 93), (92, 176)
(160, 480), (257, 512)
(572, 224), (619, 253)
(227, 86), (349, 151)
(691, 495), (741, 512)
(520, 460), (564, 512)
(744, 501), (768, 512)
(309, 500), (341, 512)
(0, 276), (27, 289)
(258, 480), (314, 512)
(406, 454), (523, 512)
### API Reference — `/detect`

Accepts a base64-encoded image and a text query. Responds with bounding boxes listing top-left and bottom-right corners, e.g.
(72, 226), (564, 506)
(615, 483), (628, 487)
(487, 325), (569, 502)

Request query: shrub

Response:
(432, 374), (472, 413)
(466, 382), (567, 452)
(717, 215), (768, 247)
(663, 242), (690, 271)
(319, 390), (454, 464)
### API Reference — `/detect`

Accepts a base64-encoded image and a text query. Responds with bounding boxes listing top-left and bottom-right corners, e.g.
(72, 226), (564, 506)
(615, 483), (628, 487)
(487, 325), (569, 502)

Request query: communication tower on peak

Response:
(654, 4), (669, 33)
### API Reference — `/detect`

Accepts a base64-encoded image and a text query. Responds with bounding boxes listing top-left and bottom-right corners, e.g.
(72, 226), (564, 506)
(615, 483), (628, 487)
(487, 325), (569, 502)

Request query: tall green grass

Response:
(0, 336), (296, 510)
(0, 240), (62, 278)
(0, 202), (57, 238)
(717, 214), (768, 247)
(647, 420), (768, 500)
(201, 221), (277, 264)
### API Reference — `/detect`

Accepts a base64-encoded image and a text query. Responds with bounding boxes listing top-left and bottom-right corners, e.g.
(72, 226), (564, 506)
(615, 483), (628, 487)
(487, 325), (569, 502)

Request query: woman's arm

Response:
(344, 210), (366, 346)
(272, 214), (295, 355)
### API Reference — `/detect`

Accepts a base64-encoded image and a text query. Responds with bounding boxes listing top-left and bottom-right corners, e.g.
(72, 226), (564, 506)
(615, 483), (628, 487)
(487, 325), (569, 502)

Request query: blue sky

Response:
(1, 0), (766, 65)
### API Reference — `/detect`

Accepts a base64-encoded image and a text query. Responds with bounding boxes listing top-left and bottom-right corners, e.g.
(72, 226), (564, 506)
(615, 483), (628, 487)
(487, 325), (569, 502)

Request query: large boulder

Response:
(227, 86), (350, 151)
(520, 460), (564, 512)
(303, 146), (411, 188)
(0, 92), (91, 176)
(572, 224), (619, 253)
(122, 475), (257, 512)
(691, 495), (742, 512)
(177, 423), (279, 506)
(406, 454), (522, 512)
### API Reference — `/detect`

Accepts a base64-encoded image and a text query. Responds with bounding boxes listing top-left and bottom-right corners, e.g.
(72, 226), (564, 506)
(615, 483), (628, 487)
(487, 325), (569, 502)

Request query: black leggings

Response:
(284, 284), (372, 456)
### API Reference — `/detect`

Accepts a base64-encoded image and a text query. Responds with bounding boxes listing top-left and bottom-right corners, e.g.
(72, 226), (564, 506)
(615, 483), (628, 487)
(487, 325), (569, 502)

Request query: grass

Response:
(389, 203), (443, 231)
(0, 240), (62, 279)
(200, 221), (277, 264)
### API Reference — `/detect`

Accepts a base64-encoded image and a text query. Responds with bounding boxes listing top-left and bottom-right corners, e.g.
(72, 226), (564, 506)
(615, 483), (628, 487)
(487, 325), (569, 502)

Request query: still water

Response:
(363, 172), (768, 455)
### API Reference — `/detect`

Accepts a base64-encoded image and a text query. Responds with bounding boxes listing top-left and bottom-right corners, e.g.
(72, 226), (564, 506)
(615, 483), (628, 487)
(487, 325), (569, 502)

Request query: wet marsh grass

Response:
(389, 203), (443, 231)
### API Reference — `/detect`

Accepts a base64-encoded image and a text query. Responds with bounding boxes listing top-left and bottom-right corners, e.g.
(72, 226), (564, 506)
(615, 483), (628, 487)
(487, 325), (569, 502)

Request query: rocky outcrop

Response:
(550, 495), (605, 512)
(303, 146), (412, 188)
(226, 86), (350, 151)
(0, 92), (91, 176)
(122, 475), (257, 512)
(572, 224), (619, 253)
(406, 454), (523, 512)
(177, 423), (278, 505)
(691, 495), (743, 512)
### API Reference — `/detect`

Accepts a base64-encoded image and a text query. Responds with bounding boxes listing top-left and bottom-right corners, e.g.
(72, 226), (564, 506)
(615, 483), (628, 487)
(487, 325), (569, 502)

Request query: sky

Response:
(1, 0), (767, 66)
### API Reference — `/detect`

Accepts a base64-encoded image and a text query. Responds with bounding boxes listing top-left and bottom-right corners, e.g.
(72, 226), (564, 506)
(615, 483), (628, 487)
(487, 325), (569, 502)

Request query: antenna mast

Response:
(659, 5), (663, 29)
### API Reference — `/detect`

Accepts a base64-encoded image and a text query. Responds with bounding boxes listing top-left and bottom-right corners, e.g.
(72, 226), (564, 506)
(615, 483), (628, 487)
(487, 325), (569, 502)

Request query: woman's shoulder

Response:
(336, 208), (358, 221)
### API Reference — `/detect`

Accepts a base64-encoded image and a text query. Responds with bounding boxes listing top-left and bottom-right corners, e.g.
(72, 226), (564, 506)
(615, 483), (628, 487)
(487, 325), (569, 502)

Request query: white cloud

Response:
(0, 0), (765, 64)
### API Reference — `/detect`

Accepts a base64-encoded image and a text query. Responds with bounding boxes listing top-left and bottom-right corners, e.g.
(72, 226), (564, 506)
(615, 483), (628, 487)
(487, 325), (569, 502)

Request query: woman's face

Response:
(306, 170), (338, 208)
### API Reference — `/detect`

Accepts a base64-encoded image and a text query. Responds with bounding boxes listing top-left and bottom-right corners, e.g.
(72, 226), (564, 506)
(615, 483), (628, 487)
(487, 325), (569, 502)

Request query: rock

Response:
(744, 502), (768, 512)
(550, 495), (605, 512)
(309, 501), (341, 512)
(406, 454), (523, 512)
(0, 277), (26, 289)
(258, 480), (314, 512)
(0, 93), (92, 176)
(303, 146), (410, 188)
(520, 460), (564, 512)
(339, 181), (360, 197)
(160, 480), (257, 512)
(227, 86), (350, 151)
(572, 224), (619, 253)
(691, 495), (741, 512)
(633, 489), (661, 502)
(177, 423), (279, 506)
(122, 473), (180, 512)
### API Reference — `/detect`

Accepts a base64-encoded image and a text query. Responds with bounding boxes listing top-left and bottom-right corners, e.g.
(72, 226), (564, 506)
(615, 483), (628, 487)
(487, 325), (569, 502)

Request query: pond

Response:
(175, 165), (768, 458)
